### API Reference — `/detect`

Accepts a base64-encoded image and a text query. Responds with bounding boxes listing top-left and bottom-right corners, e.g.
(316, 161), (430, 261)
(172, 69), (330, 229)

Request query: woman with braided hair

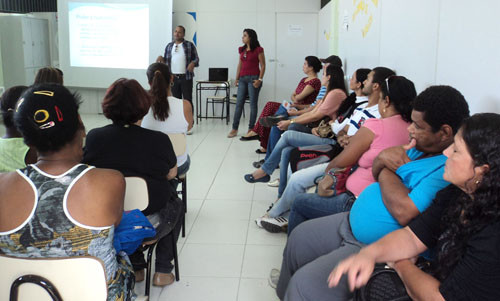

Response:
(0, 84), (135, 300)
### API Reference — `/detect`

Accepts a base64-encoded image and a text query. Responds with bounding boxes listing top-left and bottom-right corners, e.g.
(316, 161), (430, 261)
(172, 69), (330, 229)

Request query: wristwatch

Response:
(290, 120), (295, 124)
(327, 167), (347, 178)
(258, 78), (263, 82)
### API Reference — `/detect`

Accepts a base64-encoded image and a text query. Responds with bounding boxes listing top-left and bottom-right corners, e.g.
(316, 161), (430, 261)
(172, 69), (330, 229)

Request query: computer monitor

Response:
(208, 68), (228, 82)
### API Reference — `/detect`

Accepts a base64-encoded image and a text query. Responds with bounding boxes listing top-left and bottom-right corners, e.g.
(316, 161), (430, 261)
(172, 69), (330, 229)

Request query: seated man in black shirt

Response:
(330, 113), (500, 301)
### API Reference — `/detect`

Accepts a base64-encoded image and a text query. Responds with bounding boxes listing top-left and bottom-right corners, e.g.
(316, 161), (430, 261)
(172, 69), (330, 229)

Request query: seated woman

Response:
(83, 79), (181, 287)
(254, 67), (394, 231)
(330, 113), (500, 301)
(141, 62), (194, 176)
(241, 55), (343, 142)
(257, 76), (415, 233)
(285, 76), (416, 233)
(34, 67), (64, 85)
(0, 84), (135, 300)
(249, 56), (322, 152)
(264, 65), (347, 167)
(0, 86), (37, 172)
(244, 64), (348, 184)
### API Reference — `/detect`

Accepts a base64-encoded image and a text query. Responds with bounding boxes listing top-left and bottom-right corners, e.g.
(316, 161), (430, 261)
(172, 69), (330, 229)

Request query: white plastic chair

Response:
(0, 255), (108, 301)
(124, 176), (180, 296)
(167, 133), (188, 238)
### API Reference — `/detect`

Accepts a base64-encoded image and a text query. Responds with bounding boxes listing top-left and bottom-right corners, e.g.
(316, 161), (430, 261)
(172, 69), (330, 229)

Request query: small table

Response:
(195, 81), (231, 124)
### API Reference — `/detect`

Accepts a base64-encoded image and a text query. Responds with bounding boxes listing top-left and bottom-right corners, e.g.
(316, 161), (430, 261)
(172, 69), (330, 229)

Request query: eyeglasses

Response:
(243, 51), (247, 60)
(174, 44), (179, 52)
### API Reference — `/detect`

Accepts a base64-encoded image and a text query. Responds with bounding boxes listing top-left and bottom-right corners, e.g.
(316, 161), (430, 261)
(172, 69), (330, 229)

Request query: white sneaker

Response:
(268, 268), (280, 289)
(261, 216), (288, 233)
(267, 178), (279, 187)
(255, 213), (269, 228)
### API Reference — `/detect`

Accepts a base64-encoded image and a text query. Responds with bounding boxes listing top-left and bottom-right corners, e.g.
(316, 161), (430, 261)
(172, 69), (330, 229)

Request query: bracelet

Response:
(258, 78), (263, 82)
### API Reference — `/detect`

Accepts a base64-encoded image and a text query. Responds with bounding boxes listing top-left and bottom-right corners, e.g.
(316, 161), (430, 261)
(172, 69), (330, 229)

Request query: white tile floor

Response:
(80, 114), (285, 301)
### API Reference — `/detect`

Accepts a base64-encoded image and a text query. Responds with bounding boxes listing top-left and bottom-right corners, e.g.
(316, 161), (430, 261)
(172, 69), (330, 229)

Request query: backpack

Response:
(289, 144), (343, 173)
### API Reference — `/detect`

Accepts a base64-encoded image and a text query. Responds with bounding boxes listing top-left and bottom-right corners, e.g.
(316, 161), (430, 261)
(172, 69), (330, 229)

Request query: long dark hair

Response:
(435, 113), (500, 280)
(146, 62), (171, 121)
(242, 28), (261, 51)
(380, 76), (415, 122)
(325, 64), (347, 95)
(336, 68), (370, 116)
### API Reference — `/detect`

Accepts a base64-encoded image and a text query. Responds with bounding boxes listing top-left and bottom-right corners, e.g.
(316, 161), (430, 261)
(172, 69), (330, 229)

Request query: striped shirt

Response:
(164, 40), (199, 80)
(346, 103), (381, 136)
(310, 85), (327, 107)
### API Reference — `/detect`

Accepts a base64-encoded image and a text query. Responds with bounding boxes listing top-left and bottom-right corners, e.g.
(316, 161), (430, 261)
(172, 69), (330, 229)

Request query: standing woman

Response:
(228, 28), (266, 138)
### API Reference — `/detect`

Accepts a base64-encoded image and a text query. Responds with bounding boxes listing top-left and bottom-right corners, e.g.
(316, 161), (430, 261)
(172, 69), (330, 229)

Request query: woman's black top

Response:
(409, 186), (500, 300)
(83, 124), (177, 216)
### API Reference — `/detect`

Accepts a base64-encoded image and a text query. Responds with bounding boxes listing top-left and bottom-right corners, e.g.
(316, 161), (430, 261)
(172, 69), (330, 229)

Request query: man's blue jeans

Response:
(287, 192), (356, 234)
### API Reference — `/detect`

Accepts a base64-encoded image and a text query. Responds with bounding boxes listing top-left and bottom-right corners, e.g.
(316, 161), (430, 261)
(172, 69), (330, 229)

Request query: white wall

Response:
(173, 0), (321, 109)
(334, 0), (500, 114)
(1, 1), (323, 114)
(68, 0), (322, 113)
(317, 1), (332, 59)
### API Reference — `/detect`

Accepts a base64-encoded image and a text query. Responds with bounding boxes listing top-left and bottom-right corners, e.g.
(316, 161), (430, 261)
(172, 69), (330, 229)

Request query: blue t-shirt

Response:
(349, 148), (449, 244)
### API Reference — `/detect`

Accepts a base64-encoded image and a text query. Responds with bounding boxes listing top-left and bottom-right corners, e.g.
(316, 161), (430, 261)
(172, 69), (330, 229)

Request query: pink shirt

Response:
(239, 46), (264, 77)
(346, 115), (410, 196)
(317, 89), (346, 120)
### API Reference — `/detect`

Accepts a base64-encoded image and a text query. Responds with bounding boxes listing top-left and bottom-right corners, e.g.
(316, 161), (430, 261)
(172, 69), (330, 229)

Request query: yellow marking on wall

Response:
(352, 0), (368, 22)
(325, 31), (331, 41)
(372, 0), (379, 7)
(362, 15), (373, 37)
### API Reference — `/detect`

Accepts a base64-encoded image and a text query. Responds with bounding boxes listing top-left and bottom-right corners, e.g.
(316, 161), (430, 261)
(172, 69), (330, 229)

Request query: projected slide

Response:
(69, 3), (149, 69)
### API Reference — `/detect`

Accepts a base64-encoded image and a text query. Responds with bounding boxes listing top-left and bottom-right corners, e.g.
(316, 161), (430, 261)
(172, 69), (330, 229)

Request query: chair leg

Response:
(183, 176), (187, 213)
(181, 214), (186, 237)
(145, 244), (155, 296)
(181, 176), (187, 237)
(205, 100), (207, 119)
(171, 234), (180, 281)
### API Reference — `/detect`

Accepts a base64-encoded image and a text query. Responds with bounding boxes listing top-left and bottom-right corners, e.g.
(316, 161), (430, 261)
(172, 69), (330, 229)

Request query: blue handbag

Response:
(113, 209), (156, 255)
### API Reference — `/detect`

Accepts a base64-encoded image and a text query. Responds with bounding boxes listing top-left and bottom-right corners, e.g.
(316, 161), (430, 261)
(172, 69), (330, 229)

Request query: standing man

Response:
(157, 25), (199, 132)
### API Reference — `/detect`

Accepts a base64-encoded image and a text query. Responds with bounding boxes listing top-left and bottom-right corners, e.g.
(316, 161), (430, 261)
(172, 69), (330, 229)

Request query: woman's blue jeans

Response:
(259, 131), (336, 197)
(232, 75), (261, 130)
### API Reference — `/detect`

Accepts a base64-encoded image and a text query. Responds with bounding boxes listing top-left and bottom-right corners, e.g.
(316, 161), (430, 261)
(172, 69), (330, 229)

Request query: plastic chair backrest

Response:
(167, 133), (187, 156)
(124, 177), (149, 211)
(0, 255), (107, 301)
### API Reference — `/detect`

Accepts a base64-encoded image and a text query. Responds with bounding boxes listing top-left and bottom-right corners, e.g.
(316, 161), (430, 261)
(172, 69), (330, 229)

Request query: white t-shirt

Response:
(141, 96), (189, 166)
(171, 42), (187, 74)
